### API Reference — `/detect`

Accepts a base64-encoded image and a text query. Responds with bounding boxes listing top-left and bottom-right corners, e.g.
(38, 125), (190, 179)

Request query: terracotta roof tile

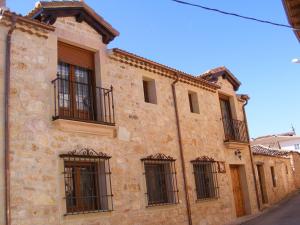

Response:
(199, 66), (241, 91)
(252, 145), (290, 157)
(0, 8), (55, 31)
(110, 48), (220, 90)
(27, 1), (118, 35)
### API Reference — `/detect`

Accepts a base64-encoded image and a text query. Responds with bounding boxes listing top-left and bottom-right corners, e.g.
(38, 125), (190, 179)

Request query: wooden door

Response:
(257, 165), (268, 204)
(230, 166), (246, 217)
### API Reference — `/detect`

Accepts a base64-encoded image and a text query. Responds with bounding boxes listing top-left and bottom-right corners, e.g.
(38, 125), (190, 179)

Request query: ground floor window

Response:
(141, 153), (179, 206)
(191, 156), (219, 200)
(60, 148), (113, 215)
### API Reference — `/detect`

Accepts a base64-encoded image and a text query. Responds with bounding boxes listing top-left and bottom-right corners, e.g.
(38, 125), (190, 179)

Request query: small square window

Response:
(188, 91), (200, 114)
(143, 78), (157, 104)
(192, 161), (219, 200)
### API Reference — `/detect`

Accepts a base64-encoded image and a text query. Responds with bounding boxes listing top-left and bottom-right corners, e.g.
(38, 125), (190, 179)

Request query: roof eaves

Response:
(282, 0), (300, 41)
(110, 48), (220, 90)
(1, 8), (55, 32)
(27, 1), (119, 37)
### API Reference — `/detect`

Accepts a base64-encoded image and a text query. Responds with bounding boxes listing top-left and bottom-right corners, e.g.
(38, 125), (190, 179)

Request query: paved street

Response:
(243, 192), (300, 225)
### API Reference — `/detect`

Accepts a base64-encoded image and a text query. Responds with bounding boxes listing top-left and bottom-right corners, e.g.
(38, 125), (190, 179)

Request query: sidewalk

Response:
(226, 190), (300, 225)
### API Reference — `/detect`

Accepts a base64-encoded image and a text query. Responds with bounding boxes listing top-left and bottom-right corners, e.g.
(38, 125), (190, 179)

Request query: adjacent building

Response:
(282, 0), (300, 41)
(252, 145), (296, 208)
(252, 131), (300, 152)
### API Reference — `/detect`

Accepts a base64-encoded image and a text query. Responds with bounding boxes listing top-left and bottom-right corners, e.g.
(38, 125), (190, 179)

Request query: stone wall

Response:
(291, 152), (300, 188)
(1, 15), (260, 225)
(0, 24), (8, 225)
(253, 154), (295, 207)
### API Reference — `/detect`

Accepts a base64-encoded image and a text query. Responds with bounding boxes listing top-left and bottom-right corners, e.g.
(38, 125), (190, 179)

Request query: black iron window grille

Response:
(141, 153), (179, 206)
(191, 156), (219, 200)
(60, 148), (113, 215)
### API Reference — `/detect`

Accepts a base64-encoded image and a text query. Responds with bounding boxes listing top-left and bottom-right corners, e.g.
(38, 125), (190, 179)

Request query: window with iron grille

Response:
(191, 156), (219, 200)
(60, 148), (113, 215)
(141, 153), (179, 206)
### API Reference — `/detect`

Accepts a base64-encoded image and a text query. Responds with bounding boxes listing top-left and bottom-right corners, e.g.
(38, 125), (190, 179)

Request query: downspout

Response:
(4, 14), (17, 225)
(241, 95), (261, 211)
(171, 74), (193, 225)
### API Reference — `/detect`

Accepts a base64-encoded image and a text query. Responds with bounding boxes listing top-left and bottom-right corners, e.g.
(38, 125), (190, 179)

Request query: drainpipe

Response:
(241, 95), (261, 211)
(4, 14), (17, 225)
(171, 74), (193, 225)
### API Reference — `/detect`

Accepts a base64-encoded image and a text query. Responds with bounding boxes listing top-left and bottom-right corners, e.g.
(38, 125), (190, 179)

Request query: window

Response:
(270, 166), (276, 187)
(142, 77), (157, 104)
(188, 91), (200, 113)
(60, 148), (113, 214)
(191, 157), (219, 200)
(295, 144), (300, 150)
(141, 153), (179, 206)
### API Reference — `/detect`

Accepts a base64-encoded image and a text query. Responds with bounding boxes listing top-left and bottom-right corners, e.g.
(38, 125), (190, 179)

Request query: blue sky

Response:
(8, 0), (300, 138)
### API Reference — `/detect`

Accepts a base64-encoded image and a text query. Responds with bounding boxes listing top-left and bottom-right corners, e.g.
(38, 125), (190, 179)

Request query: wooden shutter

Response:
(58, 41), (94, 70)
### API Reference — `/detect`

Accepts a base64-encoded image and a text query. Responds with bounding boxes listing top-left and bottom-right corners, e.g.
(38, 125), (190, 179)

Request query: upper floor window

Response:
(188, 91), (200, 114)
(141, 153), (179, 206)
(219, 95), (248, 143)
(60, 148), (113, 215)
(295, 144), (300, 150)
(52, 42), (115, 125)
(270, 166), (276, 187)
(143, 77), (157, 104)
(191, 156), (219, 200)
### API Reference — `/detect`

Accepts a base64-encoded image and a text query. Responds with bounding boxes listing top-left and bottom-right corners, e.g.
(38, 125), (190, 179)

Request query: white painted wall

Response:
(280, 138), (300, 151)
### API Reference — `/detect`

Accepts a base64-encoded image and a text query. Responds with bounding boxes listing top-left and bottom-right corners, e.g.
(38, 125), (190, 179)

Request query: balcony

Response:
(222, 117), (248, 143)
(52, 77), (115, 126)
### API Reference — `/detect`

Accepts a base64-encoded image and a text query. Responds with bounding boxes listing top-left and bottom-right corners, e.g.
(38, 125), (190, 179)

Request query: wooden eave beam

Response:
(33, 7), (117, 44)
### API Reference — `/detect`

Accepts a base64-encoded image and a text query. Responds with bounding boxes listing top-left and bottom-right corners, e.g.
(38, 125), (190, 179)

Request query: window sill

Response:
(196, 197), (219, 203)
(53, 119), (117, 138)
(64, 209), (113, 217)
(224, 141), (249, 149)
(146, 202), (178, 208)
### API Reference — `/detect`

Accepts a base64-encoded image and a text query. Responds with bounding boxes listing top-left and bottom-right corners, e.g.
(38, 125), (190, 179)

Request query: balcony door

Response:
(57, 42), (95, 121)
(220, 97), (235, 140)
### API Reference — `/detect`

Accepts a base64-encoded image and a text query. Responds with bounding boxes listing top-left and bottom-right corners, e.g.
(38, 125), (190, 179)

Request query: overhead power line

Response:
(171, 0), (296, 30)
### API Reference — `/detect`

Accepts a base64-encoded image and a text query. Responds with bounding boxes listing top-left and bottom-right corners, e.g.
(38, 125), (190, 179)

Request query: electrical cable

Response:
(171, 0), (298, 30)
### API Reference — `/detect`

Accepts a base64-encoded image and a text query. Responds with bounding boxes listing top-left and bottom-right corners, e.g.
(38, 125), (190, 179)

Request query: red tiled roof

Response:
(199, 66), (241, 91)
(252, 145), (290, 157)
(111, 48), (220, 90)
(27, 1), (119, 44)
(0, 8), (55, 31)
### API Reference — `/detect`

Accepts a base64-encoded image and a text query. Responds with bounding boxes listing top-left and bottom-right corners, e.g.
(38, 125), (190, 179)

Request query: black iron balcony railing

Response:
(52, 77), (115, 125)
(222, 117), (248, 143)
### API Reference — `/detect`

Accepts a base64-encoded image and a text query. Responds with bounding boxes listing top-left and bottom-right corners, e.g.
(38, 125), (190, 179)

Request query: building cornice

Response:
(109, 48), (220, 93)
(0, 9), (55, 38)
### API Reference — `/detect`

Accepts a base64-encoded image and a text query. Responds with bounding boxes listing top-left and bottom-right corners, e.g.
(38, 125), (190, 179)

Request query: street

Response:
(243, 192), (300, 225)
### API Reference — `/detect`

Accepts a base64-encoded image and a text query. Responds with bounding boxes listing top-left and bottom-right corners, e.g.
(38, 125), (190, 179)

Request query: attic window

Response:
(143, 77), (157, 104)
(188, 91), (200, 114)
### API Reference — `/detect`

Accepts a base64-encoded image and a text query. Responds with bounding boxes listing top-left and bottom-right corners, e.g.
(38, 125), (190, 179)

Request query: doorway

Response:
(257, 164), (268, 204)
(230, 165), (246, 217)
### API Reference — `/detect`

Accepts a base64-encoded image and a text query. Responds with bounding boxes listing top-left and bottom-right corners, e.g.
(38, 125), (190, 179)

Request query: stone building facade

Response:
(0, 1), (286, 225)
(252, 145), (296, 209)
